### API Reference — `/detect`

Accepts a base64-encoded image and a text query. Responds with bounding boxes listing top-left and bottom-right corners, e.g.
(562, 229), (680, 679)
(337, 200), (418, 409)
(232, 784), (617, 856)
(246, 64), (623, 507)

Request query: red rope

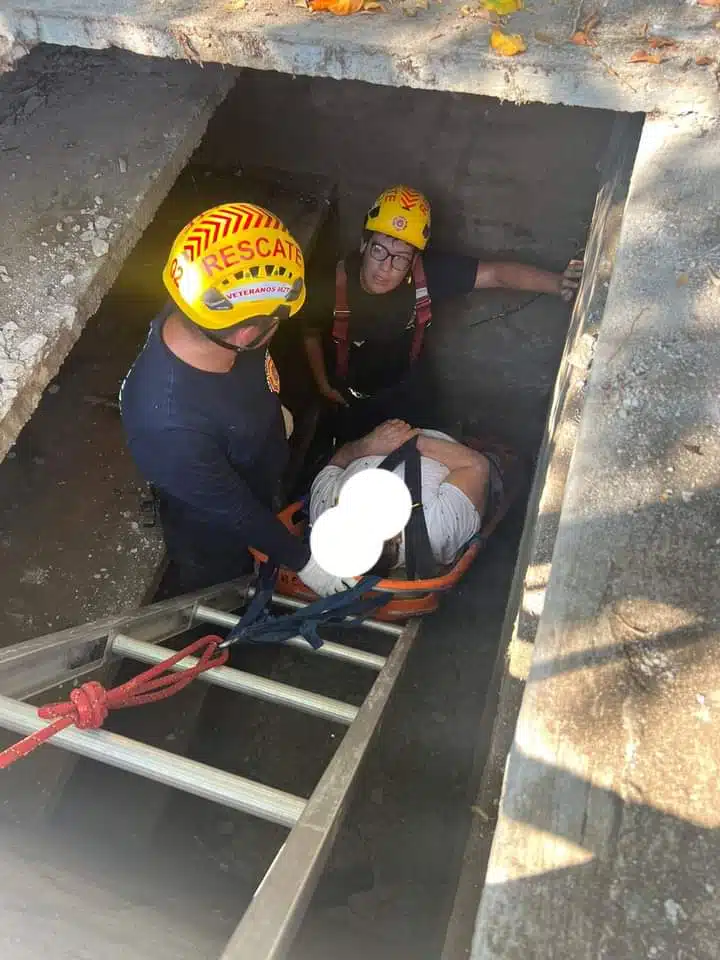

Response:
(0, 635), (228, 770)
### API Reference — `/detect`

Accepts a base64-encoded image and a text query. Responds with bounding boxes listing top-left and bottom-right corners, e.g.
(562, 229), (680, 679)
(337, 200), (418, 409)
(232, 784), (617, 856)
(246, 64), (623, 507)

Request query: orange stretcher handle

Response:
(249, 502), (478, 595)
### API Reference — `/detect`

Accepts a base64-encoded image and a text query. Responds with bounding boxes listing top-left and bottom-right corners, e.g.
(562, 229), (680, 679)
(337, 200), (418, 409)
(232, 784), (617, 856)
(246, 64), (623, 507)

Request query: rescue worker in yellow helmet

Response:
(120, 204), (353, 599)
(302, 186), (582, 443)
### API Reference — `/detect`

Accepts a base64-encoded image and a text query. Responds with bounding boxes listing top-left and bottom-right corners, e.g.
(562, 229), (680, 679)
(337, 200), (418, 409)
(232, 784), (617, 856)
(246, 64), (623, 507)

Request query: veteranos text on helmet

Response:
(162, 203), (306, 331)
(365, 186), (431, 251)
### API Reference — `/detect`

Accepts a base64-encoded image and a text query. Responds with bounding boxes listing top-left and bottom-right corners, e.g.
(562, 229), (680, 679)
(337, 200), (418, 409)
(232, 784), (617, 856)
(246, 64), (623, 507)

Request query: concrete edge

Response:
(470, 110), (720, 959)
(439, 111), (643, 960)
(0, 57), (236, 462)
(1, 7), (719, 117)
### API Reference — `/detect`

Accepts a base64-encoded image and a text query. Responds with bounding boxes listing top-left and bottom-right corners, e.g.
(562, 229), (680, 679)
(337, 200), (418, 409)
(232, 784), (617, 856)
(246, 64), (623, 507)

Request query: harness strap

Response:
(332, 261), (351, 381)
(378, 436), (438, 580)
(332, 256), (433, 383)
(410, 256), (432, 364)
(221, 563), (385, 649)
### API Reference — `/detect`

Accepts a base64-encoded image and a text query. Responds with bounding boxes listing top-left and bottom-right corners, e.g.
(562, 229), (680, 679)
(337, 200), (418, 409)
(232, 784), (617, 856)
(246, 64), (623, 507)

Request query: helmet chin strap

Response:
(200, 306), (287, 353)
(201, 329), (246, 354)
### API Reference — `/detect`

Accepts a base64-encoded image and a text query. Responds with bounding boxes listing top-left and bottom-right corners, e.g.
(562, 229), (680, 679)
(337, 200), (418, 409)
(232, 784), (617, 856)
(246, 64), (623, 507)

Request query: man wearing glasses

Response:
(302, 185), (582, 444)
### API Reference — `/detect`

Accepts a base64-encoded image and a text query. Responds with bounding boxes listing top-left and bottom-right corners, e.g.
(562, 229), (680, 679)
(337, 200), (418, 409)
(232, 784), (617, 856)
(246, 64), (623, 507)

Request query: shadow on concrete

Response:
(468, 106), (720, 960)
(527, 485), (720, 694)
(477, 750), (719, 959)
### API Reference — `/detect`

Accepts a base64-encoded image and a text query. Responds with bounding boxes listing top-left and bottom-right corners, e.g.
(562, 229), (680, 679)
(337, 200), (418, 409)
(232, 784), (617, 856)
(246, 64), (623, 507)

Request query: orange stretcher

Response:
(252, 438), (524, 622)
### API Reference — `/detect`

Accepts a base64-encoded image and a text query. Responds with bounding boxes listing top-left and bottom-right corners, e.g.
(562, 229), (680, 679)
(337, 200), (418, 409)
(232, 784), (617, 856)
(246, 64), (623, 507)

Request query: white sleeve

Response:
(423, 482), (481, 567)
(309, 465), (345, 524)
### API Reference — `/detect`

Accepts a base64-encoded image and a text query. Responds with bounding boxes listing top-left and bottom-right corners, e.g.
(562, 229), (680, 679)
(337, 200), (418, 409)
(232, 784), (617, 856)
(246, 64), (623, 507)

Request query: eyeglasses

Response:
(368, 241), (413, 273)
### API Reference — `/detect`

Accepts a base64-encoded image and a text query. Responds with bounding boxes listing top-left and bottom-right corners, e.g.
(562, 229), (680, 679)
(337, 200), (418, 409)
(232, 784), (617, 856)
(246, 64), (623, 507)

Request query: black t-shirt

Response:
(120, 309), (310, 571)
(302, 250), (477, 395)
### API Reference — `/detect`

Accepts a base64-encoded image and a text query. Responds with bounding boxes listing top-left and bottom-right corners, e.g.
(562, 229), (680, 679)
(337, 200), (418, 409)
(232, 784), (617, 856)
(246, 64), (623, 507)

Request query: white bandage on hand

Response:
(298, 556), (358, 598)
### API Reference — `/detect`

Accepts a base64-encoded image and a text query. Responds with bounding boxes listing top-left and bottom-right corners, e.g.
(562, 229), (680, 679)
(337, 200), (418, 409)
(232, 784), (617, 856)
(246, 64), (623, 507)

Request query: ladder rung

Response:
(0, 695), (305, 828)
(194, 604), (388, 671)
(112, 634), (357, 725)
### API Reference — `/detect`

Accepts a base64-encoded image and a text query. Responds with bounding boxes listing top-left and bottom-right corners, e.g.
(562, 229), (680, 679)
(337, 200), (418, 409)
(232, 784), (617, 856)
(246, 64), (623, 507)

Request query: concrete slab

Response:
(1, 1), (719, 116)
(471, 112), (720, 959)
(0, 45), (233, 462)
(440, 110), (643, 960)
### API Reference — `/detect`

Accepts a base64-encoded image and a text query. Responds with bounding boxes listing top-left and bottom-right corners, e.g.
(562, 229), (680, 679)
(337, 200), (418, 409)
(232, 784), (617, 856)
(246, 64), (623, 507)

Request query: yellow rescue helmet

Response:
(162, 203), (306, 331)
(364, 186), (431, 252)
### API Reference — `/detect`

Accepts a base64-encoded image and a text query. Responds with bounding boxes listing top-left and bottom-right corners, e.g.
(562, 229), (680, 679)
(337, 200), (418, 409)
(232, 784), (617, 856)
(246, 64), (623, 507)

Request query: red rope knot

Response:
(39, 680), (109, 729)
(0, 634), (227, 770)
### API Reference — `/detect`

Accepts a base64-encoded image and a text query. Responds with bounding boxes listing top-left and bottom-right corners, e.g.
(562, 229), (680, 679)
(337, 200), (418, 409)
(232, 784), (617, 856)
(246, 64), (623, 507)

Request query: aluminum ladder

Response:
(0, 577), (419, 960)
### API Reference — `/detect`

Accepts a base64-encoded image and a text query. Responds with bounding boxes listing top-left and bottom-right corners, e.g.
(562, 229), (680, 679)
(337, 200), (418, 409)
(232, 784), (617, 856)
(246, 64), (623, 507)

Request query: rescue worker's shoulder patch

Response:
(265, 351), (280, 394)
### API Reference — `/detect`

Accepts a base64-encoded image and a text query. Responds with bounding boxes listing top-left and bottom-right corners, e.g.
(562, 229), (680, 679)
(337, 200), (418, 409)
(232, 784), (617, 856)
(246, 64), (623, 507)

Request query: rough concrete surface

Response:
(198, 69), (613, 258)
(472, 112), (720, 959)
(0, 45), (233, 461)
(440, 111), (642, 960)
(1, 1), (719, 116)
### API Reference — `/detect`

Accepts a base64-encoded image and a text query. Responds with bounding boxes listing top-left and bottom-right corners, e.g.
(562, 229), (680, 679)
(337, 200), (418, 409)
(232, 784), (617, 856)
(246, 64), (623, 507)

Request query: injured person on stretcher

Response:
(306, 419), (504, 593)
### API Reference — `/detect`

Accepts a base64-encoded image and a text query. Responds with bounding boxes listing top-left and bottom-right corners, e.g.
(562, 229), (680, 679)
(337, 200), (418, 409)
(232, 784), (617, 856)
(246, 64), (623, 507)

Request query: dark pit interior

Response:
(0, 71), (621, 960)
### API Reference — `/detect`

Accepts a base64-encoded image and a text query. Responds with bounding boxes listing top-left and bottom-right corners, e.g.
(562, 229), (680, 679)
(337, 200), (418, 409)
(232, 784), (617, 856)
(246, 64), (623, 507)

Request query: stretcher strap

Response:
(378, 437), (438, 580)
(221, 564), (384, 650)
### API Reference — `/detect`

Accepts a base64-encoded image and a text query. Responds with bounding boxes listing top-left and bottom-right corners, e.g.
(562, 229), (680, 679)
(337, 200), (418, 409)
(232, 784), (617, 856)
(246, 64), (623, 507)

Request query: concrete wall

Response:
(440, 111), (643, 959)
(198, 70), (614, 261)
(470, 109), (720, 960)
(196, 71), (616, 453)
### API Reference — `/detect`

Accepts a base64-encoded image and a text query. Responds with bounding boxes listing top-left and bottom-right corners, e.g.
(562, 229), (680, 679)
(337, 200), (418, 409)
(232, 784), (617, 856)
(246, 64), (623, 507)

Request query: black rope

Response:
(469, 293), (543, 328)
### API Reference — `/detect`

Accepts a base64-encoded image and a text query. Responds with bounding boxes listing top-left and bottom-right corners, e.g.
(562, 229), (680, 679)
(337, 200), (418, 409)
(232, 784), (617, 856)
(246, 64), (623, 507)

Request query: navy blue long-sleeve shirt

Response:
(120, 311), (310, 571)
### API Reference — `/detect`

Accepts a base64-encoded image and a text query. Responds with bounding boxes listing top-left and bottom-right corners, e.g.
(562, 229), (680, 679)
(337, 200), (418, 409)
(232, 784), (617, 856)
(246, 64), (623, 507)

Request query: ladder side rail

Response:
(0, 582), (252, 701)
(220, 618), (421, 960)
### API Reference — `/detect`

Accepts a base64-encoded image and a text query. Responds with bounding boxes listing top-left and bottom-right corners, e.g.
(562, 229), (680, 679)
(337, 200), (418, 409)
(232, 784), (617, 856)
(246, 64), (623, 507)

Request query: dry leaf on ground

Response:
(399, 0), (428, 15)
(309, 0), (364, 13)
(571, 12), (600, 46)
(696, 55), (715, 64)
(482, 0), (523, 14)
(629, 49), (663, 64)
(460, 3), (492, 18)
(224, 0), (247, 9)
(697, 0), (720, 7)
(490, 28), (527, 56)
(647, 36), (677, 49)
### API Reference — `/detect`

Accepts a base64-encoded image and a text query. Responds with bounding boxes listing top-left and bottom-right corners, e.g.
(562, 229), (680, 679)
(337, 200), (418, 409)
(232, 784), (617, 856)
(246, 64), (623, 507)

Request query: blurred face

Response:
(220, 315), (279, 351)
(360, 232), (416, 295)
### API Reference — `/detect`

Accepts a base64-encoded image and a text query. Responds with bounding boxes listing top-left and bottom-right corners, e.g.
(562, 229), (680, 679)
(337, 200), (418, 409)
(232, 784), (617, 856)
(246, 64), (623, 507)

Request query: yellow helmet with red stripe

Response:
(162, 203), (306, 331)
(365, 186), (431, 251)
